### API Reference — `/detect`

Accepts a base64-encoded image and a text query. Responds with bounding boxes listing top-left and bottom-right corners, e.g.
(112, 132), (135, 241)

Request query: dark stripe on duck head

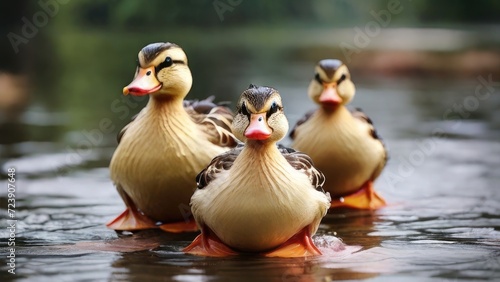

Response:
(318, 59), (343, 78)
(141, 42), (179, 65)
(241, 85), (278, 112)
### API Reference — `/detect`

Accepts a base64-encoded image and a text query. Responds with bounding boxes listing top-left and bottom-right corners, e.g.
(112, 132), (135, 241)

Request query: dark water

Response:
(1, 31), (500, 281)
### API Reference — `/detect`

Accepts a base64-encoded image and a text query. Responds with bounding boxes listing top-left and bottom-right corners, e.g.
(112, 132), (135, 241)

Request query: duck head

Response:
(308, 59), (355, 109)
(233, 85), (288, 143)
(123, 42), (192, 99)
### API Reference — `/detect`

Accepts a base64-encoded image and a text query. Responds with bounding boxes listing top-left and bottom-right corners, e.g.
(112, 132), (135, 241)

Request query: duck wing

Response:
(185, 96), (238, 148)
(349, 107), (388, 178)
(278, 144), (329, 198)
(196, 143), (244, 189)
(289, 109), (316, 140)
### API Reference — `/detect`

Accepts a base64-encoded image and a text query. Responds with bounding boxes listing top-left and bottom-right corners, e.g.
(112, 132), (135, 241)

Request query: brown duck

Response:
(290, 59), (387, 210)
(184, 85), (331, 257)
(108, 42), (237, 232)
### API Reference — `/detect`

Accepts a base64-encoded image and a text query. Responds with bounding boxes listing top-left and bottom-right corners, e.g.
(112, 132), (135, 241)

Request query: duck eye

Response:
(240, 102), (250, 117)
(156, 56), (174, 73)
(314, 73), (323, 84)
(163, 57), (173, 67)
(267, 101), (280, 118)
(338, 74), (347, 84)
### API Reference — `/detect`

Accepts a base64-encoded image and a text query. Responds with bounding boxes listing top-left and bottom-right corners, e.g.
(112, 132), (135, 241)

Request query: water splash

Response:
(313, 235), (362, 257)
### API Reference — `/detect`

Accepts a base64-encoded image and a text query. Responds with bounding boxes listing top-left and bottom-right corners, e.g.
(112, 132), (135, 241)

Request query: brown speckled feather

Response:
(196, 143), (243, 189)
(184, 96), (238, 148)
(289, 109), (315, 140)
(277, 145), (327, 194)
(350, 107), (379, 139)
(350, 107), (389, 171)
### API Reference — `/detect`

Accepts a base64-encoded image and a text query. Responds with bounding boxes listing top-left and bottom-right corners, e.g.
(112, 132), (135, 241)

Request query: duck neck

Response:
(149, 93), (185, 110)
(319, 103), (352, 121)
(232, 140), (292, 194)
(245, 139), (275, 151)
(320, 103), (343, 115)
(239, 140), (282, 164)
(146, 93), (186, 115)
(144, 94), (195, 133)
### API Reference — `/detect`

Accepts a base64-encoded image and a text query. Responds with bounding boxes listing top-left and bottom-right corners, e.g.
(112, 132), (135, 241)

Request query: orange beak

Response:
(244, 113), (272, 140)
(319, 83), (342, 105)
(123, 66), (162, 96)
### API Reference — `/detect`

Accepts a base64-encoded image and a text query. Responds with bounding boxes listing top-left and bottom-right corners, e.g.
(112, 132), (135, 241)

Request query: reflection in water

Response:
(323, 210), (383, 249)
(108, 240), (368, 282)
(71, 228), (372, 281)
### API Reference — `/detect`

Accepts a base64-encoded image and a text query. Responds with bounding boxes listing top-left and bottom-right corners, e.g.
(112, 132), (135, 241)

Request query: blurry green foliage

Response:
(411, 0), (500, 25)
(48, 0), (500, 29)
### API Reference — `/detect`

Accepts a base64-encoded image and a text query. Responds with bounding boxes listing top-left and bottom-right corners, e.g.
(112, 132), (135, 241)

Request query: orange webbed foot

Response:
(159, 218), (199, 233)
(330, 181), (386, 210)
(264, 226), (322, 258)
(183, 227), (238, 257)
(106, 208), (158, 231)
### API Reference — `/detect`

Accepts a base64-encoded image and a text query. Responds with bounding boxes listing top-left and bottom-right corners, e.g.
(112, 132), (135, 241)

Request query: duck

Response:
(107, 42), (238, 232)
(183, 84), (331, 257)
(289, 59), (387, 210)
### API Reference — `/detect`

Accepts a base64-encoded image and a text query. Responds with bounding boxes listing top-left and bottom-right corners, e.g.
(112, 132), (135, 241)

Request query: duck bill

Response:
(244, 113), (272, 140)
(123, 66), (162, 96)
(319, 83), (342, 105)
